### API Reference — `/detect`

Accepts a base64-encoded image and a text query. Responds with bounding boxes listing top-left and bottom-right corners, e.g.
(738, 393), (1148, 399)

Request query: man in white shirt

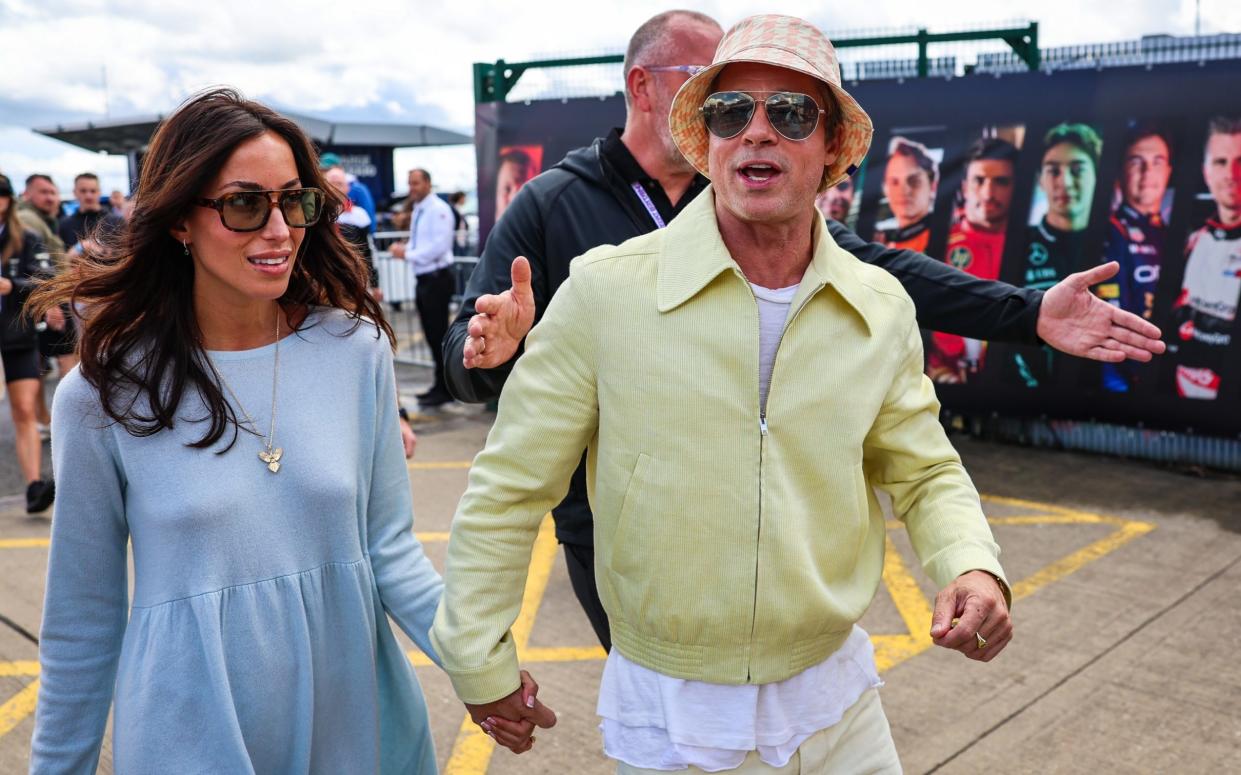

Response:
(391, 168), (456, 406)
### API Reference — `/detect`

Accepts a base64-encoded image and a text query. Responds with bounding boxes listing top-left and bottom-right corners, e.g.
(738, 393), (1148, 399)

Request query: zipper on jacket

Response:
(745, 282), (823, 682)
(748, 415), (765, 682)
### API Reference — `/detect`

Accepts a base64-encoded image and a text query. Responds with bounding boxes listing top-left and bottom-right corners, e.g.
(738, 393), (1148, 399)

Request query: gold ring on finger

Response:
(976, 632), (988, 650)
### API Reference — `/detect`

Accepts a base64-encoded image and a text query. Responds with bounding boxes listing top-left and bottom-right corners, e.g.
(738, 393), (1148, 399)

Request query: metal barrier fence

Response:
(947, 413), (1241, 473)
(371, 230), (478, 367)
(973, 32), (1241, 74)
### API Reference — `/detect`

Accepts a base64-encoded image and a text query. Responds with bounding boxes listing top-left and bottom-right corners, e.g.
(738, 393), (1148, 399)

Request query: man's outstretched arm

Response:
(827, 221), (1164, 361)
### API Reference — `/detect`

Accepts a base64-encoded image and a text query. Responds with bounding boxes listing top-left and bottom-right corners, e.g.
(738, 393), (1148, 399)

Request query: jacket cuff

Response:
(443, 640), (522, 706)
(1023, 289), (1046, 346)
(922, 540), (1009, 605)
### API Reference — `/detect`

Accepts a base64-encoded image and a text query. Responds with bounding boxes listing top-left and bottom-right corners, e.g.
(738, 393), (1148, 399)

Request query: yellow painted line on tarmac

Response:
(0, 663), (39, 678)
(874, 534), (935, 672)
(521, 646), (607, 662)
(0, 679), (39, 737)
(1011, 519), (1156, 602)
(409, 461), (473, 470)
(442, 515), (559, 775)
(408, 645), (608, 670)
(0, 539), (49, 549)
(987, 514), (1109, 526)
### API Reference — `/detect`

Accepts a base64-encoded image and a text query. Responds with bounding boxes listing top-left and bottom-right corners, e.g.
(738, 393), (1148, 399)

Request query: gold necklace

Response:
(205, 311), (283, 473)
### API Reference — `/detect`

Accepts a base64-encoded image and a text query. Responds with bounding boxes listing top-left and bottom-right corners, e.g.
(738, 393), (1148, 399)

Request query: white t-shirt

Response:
(598, 627), (881, 771)
(596, 278), (881, 771)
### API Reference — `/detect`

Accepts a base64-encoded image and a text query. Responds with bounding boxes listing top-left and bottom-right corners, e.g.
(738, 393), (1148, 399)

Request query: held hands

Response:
(464, 670), (557, 755)
(463, 256), (535, 369)
(1037, 261), (1166, 363)
(929, 570), (1012, 662)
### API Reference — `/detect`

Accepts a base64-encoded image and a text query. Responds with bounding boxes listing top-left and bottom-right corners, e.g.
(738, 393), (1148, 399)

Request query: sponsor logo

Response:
(1028, 242), (1049, 267)
(1188, 296), (1238, 319)
(1192, 329), (1232, 347)
(1133, 264), (1159, 284)
(1176, 366), (1220, 400)
(1179, 320), (1195, 341)
(949, 246), (973, 270)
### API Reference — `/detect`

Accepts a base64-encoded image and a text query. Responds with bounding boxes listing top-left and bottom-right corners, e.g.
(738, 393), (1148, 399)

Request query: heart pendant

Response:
(267, 460), (281, 474)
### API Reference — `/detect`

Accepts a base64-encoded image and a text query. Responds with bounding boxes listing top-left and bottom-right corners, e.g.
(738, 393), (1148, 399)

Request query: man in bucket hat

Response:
(434, 16), (1011, 772)
(446, 9), (1164, 665)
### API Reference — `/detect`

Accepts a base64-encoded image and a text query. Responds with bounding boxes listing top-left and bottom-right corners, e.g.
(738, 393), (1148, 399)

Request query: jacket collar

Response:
(656, 185), (872, 334)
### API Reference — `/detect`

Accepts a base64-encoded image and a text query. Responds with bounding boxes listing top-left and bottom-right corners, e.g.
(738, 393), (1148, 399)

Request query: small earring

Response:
(182, 241), (190, 256)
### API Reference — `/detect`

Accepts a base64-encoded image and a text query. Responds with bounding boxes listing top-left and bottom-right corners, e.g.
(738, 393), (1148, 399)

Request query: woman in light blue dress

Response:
(27, 89), (537, 774)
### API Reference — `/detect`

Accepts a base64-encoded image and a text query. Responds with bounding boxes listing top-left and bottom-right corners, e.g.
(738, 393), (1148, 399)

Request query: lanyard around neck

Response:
(630, 182), (667, 230)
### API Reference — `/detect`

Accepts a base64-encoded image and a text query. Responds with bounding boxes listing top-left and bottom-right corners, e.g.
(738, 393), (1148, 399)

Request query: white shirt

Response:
(596, 278), (880, 771)
(751, 280), (799, 411)
(405, 194), (454, 276)
(598, 627), (881, 771)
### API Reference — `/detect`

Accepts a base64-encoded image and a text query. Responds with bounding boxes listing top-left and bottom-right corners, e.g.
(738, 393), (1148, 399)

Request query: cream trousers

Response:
(614, 688), (902, 774)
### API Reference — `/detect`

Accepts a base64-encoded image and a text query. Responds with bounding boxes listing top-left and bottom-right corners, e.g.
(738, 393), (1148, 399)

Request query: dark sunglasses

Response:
(195, 188), (324, 233)
(700, 91), (826, 142)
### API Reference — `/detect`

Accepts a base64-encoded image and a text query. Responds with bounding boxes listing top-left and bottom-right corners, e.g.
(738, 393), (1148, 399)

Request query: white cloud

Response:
(2, 0), (1234, 194)
(0, 129), (129, 196)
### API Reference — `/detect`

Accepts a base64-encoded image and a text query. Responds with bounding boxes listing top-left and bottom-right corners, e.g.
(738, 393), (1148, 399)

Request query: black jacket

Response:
(445, 137), (1043, 545)
(1, 227), (46, 351)
(57, 209), (122, 251)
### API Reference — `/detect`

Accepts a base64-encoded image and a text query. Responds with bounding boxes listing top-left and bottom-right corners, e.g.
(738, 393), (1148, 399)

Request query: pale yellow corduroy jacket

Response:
(430, 186), (1006, 704)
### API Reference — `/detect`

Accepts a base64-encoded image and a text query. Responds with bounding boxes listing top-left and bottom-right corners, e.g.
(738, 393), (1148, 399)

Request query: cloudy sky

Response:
(1, 0), (1234, 197)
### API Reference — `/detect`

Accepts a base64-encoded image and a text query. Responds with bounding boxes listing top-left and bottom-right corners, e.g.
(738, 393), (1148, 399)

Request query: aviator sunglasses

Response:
(195, 187), (325, 232)
(700, 91), (827, 142)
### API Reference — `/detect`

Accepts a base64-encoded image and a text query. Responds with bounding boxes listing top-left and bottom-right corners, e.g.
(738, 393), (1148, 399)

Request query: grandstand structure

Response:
(479, 26), (1241, 103)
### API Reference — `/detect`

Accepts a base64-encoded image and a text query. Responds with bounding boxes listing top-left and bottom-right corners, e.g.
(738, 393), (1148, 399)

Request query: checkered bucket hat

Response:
(668, 14), (873, 189)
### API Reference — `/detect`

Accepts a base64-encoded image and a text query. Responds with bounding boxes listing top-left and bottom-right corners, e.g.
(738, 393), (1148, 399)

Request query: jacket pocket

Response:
(850, 461), (871, 559)
(607, 452), (652, 582)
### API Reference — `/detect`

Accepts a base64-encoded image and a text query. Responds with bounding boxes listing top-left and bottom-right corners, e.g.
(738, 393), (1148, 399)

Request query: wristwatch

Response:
(398, 406), (410, 422)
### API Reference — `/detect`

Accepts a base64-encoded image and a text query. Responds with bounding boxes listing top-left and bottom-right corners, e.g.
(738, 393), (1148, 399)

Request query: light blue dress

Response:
(31, 308), (443, 774)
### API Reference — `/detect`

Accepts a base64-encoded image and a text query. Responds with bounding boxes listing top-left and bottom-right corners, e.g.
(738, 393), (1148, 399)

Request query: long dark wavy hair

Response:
(29, 87), (394, 449)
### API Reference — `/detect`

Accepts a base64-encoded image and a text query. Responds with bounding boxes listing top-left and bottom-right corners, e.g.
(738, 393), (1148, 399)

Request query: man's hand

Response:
(45, 306), (66, 332)
(1037, 261), (1166, 363)
(929, 570), (1012, 662)
(389, 241), (407, 259)
(0, 277), (11, 295)
(465, 670), (557, 754)
(399, 417), (417, 459)
(463, 256), (535, 369)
